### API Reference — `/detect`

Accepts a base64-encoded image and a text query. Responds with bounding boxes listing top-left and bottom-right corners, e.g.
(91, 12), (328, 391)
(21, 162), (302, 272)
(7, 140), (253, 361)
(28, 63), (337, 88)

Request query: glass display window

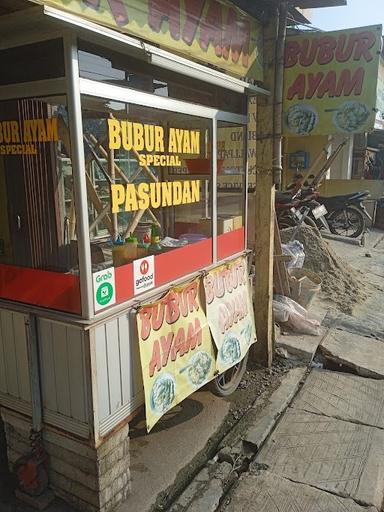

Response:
(80, 95), (214, 305)
(217, 121), (246, 259)
(78, 40), (246, 114)
(0, 96), (81, 314)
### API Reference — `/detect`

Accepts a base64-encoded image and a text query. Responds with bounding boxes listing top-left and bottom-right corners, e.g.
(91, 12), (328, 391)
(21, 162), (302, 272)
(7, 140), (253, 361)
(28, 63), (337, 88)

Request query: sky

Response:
(310, 0), (384, 32)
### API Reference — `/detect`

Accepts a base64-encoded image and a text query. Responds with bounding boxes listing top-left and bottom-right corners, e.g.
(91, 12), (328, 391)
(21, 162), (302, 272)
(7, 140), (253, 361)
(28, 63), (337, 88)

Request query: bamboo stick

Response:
(88, 133), (160, 227)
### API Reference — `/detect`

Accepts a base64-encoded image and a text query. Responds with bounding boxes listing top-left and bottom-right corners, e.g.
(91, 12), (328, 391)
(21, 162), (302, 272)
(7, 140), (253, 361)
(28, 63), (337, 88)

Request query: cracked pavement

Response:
(220, 231), (384, 512)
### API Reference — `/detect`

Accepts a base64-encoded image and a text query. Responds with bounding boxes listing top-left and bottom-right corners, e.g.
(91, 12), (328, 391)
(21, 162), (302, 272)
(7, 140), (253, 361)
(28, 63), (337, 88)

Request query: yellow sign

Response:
(108, 119), (200, 160)
(203, 256), (256, 373)
(137, 279), (216, 431)
(0, 118), (58, 155)
(284, 25), (382, 136)
(111, 180), (200, 213)
(35, 0), (262, 80)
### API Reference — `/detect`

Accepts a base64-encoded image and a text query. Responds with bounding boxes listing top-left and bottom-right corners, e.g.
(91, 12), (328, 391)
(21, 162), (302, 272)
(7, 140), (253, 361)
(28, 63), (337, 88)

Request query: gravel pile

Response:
(280, 226), (367, 314)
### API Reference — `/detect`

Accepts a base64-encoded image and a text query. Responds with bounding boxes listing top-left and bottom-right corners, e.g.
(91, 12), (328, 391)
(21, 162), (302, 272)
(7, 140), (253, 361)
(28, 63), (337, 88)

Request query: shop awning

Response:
(0, 4), (270, 97)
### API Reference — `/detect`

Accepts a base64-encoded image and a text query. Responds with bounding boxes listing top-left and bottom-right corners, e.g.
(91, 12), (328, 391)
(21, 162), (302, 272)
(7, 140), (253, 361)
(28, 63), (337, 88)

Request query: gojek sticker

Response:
(134, 256), (155, 295)
(93, 268), (116, 312)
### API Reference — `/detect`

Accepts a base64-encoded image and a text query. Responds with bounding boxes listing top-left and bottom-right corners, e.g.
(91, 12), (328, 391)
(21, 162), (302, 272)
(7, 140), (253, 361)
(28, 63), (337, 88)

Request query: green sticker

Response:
(96, 282), (113, 306)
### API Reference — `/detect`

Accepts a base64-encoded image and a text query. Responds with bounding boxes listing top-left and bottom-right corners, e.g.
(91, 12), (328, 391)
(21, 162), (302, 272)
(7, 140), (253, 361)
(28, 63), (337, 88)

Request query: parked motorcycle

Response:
(276, 191), (329, 233)
(300, 189), (371, 238)
(281, 139), (371, 239)
(317, 191), (371, 238)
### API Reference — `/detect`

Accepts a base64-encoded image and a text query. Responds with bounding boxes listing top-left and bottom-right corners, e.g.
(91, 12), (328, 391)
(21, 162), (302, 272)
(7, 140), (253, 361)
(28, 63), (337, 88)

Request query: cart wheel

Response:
(210, 351), (249, 397)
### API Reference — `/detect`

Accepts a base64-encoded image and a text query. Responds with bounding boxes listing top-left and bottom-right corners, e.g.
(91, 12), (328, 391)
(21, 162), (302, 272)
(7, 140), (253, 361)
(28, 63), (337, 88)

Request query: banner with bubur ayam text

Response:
(203, 256), (256, 374)
(137, 278), (216, 431)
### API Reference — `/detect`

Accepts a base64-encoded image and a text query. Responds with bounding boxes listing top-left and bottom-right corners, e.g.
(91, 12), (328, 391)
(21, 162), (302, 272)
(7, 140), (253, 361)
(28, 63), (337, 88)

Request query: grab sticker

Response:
(93, 268), (116, 312)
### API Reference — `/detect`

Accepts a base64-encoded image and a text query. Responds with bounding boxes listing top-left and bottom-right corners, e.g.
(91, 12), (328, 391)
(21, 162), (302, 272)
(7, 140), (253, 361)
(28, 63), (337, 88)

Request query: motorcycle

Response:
(282, 140), (371, 239)
(317, 191), (371, 238)
(276, 191), (329, 233)
(300, 188), (371, 238)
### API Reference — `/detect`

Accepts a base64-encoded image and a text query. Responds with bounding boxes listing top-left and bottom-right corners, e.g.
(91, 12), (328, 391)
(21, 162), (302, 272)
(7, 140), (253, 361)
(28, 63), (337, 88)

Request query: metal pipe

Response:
(273, 0), (288, 188)
(64, 32), (94, 320)
(212, 121), (218, 263)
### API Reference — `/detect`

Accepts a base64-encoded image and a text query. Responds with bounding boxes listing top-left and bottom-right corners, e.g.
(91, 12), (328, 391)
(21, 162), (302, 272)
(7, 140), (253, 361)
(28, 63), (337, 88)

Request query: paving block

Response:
(276, 326), (327, 363)
(242, 367), (307, 450)
(255, 409), (384, 509)
(292, 369), (384, 428)
(322, 310), (384, 341)
(320, 329), (384, 378)
(222, 471), (377, 512)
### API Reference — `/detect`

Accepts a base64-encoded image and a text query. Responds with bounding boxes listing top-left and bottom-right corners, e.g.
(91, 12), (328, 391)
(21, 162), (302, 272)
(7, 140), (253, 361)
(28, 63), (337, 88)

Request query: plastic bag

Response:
(273, 295), (322, 336)
(281, 240), (305, 269)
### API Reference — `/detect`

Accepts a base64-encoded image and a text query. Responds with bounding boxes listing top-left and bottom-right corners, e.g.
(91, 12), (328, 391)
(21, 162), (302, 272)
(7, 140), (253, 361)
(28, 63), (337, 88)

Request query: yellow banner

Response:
(284, 25), (382, 136)
(137, 279), (216, 431)
(203, 256), (256, 373)
(37, 0), (263, 80)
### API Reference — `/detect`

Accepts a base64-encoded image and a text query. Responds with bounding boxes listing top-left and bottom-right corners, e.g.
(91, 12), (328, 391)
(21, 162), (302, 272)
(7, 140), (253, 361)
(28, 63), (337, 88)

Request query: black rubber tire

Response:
(210, 351), (249, 397)
(328, 206), (365, 238)
(277, 216), (297, 230)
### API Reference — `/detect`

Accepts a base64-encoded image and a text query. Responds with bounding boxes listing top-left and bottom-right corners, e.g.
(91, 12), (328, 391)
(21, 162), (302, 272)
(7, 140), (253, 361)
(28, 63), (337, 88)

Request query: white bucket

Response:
(289, 268), (322, 308)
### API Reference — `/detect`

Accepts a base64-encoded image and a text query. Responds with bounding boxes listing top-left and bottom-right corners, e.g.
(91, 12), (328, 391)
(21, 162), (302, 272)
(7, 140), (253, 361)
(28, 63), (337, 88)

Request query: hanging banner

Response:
(36, 0), (263, 80)
(203, 256), (256, 373)
(137, 279), (216, 431)
(283, 25), (382, 136)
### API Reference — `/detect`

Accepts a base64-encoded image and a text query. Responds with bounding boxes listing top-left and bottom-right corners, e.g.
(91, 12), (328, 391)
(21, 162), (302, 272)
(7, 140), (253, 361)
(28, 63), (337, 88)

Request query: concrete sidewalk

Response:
(219, 231), (384, 512)
(222, 369), (384, 512)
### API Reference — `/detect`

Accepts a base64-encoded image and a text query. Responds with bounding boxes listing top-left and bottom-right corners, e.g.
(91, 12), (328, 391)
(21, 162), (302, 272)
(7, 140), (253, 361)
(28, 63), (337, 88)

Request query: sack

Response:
(273, 295), (322, 336)
(281, 240), (305, 269)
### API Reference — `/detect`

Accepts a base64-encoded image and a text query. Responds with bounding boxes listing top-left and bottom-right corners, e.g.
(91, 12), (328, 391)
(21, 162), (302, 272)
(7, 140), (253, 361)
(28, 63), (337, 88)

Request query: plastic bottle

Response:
(149, 224), (162, 255)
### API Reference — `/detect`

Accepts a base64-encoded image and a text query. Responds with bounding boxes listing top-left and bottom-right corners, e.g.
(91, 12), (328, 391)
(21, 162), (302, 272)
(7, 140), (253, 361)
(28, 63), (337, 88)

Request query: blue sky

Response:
(310, 0), (384, 31)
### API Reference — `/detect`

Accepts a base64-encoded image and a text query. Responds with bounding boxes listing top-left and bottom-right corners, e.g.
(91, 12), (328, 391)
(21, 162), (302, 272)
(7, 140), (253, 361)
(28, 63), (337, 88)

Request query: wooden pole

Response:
(88, 133), (160, 227)
(250, 11), (279, 368)
(58, 115), (114, 235)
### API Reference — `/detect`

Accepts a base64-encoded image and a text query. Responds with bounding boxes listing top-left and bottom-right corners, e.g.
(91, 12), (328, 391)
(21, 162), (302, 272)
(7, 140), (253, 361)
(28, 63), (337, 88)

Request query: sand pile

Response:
(280, 226), (367, 314)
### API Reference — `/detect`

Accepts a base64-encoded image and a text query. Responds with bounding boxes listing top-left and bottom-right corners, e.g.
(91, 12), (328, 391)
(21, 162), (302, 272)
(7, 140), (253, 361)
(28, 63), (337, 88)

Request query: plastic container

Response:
(179, 233), (208, 244)
(112, 242), (127, 267)
(149, 236), (162, 255)
(125, 235), (138, 261)
(137, 242), (148, 259)
(134, 221), (152, 242)
(184, 159), (225, 175)
(289, 268), (322, 308)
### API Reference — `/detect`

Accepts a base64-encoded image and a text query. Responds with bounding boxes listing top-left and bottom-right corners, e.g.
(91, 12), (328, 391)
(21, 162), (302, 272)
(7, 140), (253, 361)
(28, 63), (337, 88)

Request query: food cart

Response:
(0, 2), (266, 510)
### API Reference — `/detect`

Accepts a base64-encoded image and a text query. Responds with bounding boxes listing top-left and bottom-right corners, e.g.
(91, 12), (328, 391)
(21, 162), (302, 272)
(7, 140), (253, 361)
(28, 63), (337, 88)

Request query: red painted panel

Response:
(114, 239), (212, 303)
(217, 228), (245, 260)
(0, 264), (81, 314)
(115, 263), (134, 304)
(156, 238), (212, 286)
